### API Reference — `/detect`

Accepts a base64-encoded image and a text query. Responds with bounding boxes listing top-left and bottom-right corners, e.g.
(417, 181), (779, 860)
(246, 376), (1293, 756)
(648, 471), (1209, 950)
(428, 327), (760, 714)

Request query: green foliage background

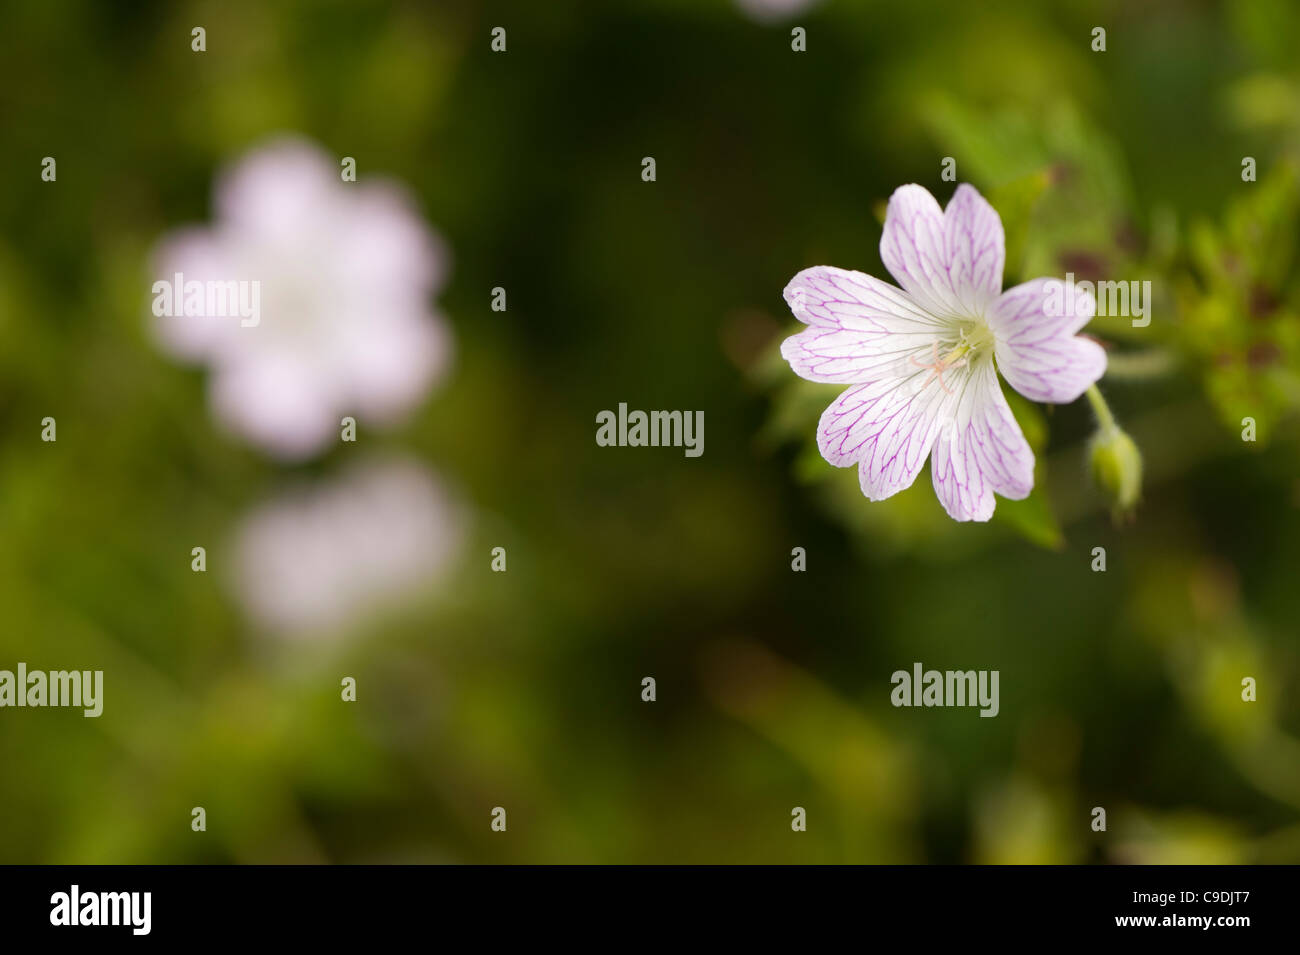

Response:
(1, 0), (1299, 863)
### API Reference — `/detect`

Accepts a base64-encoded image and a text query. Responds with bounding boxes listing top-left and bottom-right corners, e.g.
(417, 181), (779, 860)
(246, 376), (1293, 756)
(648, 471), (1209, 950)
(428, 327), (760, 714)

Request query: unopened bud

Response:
(1090, 425), (1143, 518)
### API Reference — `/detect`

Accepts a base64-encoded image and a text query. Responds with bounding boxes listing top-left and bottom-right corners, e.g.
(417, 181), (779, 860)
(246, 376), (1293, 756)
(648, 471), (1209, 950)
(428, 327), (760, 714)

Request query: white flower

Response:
(150, 136), (451, 460)
(782, 183), (1106, 521)
(230, 459), (463, 637)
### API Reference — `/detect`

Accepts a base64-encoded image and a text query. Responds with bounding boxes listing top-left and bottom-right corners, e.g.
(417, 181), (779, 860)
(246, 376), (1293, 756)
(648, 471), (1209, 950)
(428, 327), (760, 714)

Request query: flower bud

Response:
(1090, 425), (1143, 518)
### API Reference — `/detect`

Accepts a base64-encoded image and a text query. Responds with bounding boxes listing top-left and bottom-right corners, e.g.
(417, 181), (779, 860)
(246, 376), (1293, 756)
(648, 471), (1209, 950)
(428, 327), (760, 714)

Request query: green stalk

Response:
(1085, 384), (1116, 432)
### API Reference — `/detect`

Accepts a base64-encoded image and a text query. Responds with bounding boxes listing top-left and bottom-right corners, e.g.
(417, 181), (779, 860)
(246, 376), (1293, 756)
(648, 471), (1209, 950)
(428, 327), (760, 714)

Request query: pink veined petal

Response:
(816, 367), (958, 501)
(930, 358), (1035, 522)
(942, 184), (1005, 313)
(988, 278), (1108, 404)
(781, 266), (948, 384)
(879, 185), (953, 318)
(879, 183), (1005, 319)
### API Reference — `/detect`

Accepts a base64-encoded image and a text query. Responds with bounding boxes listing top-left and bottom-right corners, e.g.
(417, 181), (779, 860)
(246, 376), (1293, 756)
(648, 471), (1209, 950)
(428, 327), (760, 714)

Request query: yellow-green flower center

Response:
(940, 320), (996, 367)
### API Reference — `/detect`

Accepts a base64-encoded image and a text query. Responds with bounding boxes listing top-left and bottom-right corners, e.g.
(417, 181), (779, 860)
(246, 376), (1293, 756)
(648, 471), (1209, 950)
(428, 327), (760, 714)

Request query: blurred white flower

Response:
(736, 0), (820, 24)
(231, 459), (464, 637)
(150, 136), (451, 460)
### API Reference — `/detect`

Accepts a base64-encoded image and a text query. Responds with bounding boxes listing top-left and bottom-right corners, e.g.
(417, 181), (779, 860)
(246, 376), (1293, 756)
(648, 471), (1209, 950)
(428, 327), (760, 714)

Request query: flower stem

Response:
(1085, 384), (1116, 431)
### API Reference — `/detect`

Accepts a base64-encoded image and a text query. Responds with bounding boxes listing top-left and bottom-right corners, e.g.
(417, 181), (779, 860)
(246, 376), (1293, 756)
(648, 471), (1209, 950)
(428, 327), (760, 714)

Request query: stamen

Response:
(909, 341), (968, 395)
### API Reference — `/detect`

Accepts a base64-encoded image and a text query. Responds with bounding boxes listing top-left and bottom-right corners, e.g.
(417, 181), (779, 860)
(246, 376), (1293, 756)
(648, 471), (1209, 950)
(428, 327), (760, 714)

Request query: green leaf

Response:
(994, 484), (1064, 550)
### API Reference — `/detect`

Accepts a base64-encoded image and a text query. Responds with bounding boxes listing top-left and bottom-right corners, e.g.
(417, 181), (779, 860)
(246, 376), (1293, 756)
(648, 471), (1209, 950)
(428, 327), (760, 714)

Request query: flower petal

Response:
(781, 266), (947, 384)
(942, 184), (1005, 313)
(210, 352), (337, 460)
(150, 227), (243, 362)
(334, 182), (449, 296)
(879, 185), (951, 317)
(930, 358), (1035, 522)
(879, 184), (1005, 320)
(817, 370), (956, 501)
(988, 278), (1107, 403)
(214, 137), (337, 245)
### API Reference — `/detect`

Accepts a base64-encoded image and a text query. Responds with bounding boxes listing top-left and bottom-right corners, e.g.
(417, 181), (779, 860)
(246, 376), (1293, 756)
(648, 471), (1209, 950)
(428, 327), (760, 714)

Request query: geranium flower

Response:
(781, 183), (1106, 521)
(230, 458), (464, 638)
(149, 136), (451, 460)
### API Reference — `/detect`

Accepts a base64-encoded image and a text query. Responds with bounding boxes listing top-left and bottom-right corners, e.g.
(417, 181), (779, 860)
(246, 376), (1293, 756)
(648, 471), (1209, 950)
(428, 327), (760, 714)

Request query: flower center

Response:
(942, 319), (995, 366)
(908, 321), (996, 395)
